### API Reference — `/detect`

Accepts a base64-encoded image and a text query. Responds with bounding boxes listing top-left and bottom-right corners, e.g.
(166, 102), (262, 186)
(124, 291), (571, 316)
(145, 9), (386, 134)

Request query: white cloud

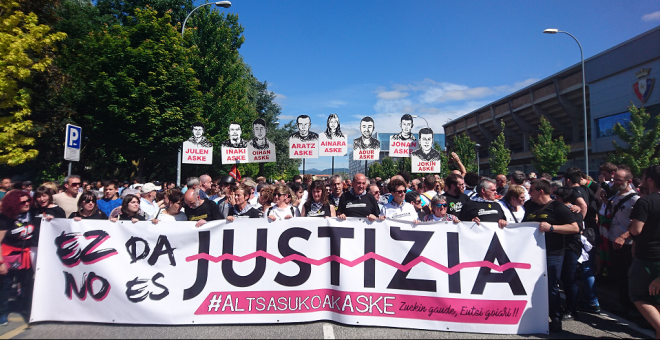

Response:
(327, 100), (347, 108)
(642, 11), (660, 22)
(273, 93), (287, 106)
(377, 90), (409, 100)
(279, 114), (296, 120)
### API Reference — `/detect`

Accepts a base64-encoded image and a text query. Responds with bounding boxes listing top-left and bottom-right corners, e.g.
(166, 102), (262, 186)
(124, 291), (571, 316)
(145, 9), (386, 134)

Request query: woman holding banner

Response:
(110, 194), (146, 223)
(380, 179), (418, 223)
(301, 180), (335, 218)
(69, 191), (108, 221)
(0, 190), (36, 325)
(423, 195), (460, 223)
(265, 185), (300, 221)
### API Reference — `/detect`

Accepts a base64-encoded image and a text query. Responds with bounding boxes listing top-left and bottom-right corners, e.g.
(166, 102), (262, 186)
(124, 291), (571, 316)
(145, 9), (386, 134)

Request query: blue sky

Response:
(195, 0), (660, 171)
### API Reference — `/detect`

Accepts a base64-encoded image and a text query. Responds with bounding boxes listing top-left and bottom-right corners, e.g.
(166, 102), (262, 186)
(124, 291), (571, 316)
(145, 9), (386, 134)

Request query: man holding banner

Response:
(337, 174), (381, 222)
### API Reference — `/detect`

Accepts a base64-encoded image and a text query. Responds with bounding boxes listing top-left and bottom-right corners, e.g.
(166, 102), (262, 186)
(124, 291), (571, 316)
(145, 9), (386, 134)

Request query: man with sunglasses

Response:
(458, 178), (508, 229)
(53, 175), (83, 217)
(444, 173), (469, 216)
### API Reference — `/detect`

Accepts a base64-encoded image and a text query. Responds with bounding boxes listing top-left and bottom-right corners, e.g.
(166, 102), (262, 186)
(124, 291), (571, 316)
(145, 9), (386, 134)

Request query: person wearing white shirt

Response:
(139, 183), (161, 220)
(265, 185), (301, 221)
(154, 190), (187, 222)
(500, 185), (526, 224)
(380, 179), (419, 223)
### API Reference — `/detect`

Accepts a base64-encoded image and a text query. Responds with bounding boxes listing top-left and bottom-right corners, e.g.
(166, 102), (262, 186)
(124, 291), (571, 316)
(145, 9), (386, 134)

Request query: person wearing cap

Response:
(22, 181), (34, 197)
(118, 181), (130, 196)
(139, 183), (162, 220)
(213, 175), (236, 218)
(243, 179), (259, 207)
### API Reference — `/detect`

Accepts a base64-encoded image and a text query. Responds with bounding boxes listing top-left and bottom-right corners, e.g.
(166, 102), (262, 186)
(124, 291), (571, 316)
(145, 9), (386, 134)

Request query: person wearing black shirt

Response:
(444, 173), (470, 216)
(30, 186), (66, 249)
(301, 180), (336, 218)
(458, 178), (507, 229)
(68, 191), (109, 221)
(0, 190), (36, 325)
(629, 165), (660, 338)
(110, 194), (146, 223)
(337, 174), (381, 221)
(554, 187), (584, 321)
(564, 171), (601, 313)
(184, 189), (222, 227)
(226, 185), (262, 221)
(523, 179), (579, 333)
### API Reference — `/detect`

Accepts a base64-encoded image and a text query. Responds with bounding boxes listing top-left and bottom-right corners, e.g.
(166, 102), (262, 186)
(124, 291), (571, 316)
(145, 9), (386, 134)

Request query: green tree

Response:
(489, 121), (511, 175)
(608, 103), (660, 177)
(56, 7), (202, 179)
(0, 0), (66, 165)
(395, 157), (411, 174)
(452, 133), (477, 173)
(368, 162), (383, 179)
(530, 116), (570, 177)
(380, 157), (397, 179)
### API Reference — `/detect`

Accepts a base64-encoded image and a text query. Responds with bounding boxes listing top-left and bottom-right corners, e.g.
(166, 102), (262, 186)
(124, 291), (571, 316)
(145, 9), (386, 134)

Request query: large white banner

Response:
(32, 218), (548, 335)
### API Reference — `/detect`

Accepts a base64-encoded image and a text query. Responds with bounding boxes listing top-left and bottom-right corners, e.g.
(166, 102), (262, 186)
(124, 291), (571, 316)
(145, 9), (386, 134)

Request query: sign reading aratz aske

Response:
(247, 119), (277, 163)
(64, 124), (82, 162)
(32, 218), (549, 335)
(411, 127), (441, 173)
(353, 116), (380, 160)
(221, 122), (249, 164)
(289, 115), (319, 159)
(183, 122), (213, 165)
(319, 114), (347, 156)
(389, 114), (418, 157)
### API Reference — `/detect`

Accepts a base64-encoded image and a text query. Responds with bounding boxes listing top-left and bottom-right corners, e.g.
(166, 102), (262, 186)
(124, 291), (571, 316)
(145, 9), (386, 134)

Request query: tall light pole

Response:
(475, 143), (481, 175)
(176, 1), (232, 187)
(412, 115), (430, 128)
(543, 28), (589, 174)
(182, 1), (232, 37)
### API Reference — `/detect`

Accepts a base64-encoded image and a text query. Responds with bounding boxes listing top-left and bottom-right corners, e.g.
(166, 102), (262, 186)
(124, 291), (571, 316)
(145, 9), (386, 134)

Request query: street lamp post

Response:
(176, 1), (232, 187)
(412, 115), (430, 128)
(475, 144), (481, 175)
(543, 28), (589, 174)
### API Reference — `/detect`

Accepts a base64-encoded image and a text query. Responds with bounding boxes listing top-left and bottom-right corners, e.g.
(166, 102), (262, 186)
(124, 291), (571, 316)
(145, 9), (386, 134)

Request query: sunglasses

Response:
(20, 199), (30, 205)
(393, 190), (406, 194)
(434, 203), (448, 208)
(273, 193), (288, 198)
(84, 199), (96, 204)
(70, 182), (81, 187)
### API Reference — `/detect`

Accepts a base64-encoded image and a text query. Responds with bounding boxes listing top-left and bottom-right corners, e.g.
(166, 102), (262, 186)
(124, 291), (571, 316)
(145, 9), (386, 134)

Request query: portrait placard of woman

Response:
(319, 113), (348, 156)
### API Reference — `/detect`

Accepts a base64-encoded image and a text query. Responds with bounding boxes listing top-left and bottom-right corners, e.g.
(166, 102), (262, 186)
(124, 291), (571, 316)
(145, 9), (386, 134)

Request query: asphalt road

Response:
(0, 310), (652, 339)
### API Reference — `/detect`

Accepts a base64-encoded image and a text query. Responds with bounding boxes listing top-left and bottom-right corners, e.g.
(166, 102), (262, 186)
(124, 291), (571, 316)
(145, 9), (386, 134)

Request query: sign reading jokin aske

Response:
(183, 122), (213, 165)
(221, 122), (249, 164)
(247, 119), (277, 163)
(319, 114), (348, 157)
(353, 116), (380, 161)
(389, 114), (418, 157)
(289, 115), (319, 159)
(411, 128), (441, 173)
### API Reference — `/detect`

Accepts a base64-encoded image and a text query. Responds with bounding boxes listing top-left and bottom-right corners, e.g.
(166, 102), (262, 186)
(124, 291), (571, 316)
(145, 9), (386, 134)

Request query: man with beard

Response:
(289, 115), (318, 143)
(353, 117), (379, 150)
(187, 122), (213, 147)
(392, 114), (416, 141)
(608, 168), (639, 314)
(249, 119), (275, 150)
(411, 128), (441, 161)
(222, 122), (248, 148)
(444, 173), (469, 216)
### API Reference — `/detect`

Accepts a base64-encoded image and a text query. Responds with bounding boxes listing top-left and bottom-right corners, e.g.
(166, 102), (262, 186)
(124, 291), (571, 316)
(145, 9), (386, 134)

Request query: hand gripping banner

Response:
(32, 218), (548, 335)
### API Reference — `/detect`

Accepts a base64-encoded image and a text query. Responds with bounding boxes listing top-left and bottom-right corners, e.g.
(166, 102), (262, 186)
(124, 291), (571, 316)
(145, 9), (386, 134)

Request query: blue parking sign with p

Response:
(67, 125), (81, 149)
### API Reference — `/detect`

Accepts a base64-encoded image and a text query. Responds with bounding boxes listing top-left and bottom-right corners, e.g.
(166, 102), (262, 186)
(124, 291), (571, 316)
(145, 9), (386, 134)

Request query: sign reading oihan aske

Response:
(411, 127), (441, 173)
(319, 114), (348, 156)
(289, 115), (319, 159)
(353, 116), (380, 160)
(32, 218), (548, 335)
(389, 114), (418, 158)
(247, 119), (276, 163)
(183, 122), (213, 165)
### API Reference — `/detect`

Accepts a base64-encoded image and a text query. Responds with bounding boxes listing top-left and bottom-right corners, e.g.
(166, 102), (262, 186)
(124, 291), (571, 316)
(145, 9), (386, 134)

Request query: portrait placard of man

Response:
(249, 119), (275, 150)
(391, 114), (417, 141)
(289, 115), (319, 142)
(353, 116), (380, 150)
(222, 122), (248, 148)
(187, 122), (213, 147)
(248, 118), (277, 163)
(412, 128), (441, 161)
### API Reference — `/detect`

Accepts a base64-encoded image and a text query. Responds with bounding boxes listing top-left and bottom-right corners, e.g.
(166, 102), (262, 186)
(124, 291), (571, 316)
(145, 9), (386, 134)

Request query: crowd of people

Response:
(0, 160), (659, 336)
